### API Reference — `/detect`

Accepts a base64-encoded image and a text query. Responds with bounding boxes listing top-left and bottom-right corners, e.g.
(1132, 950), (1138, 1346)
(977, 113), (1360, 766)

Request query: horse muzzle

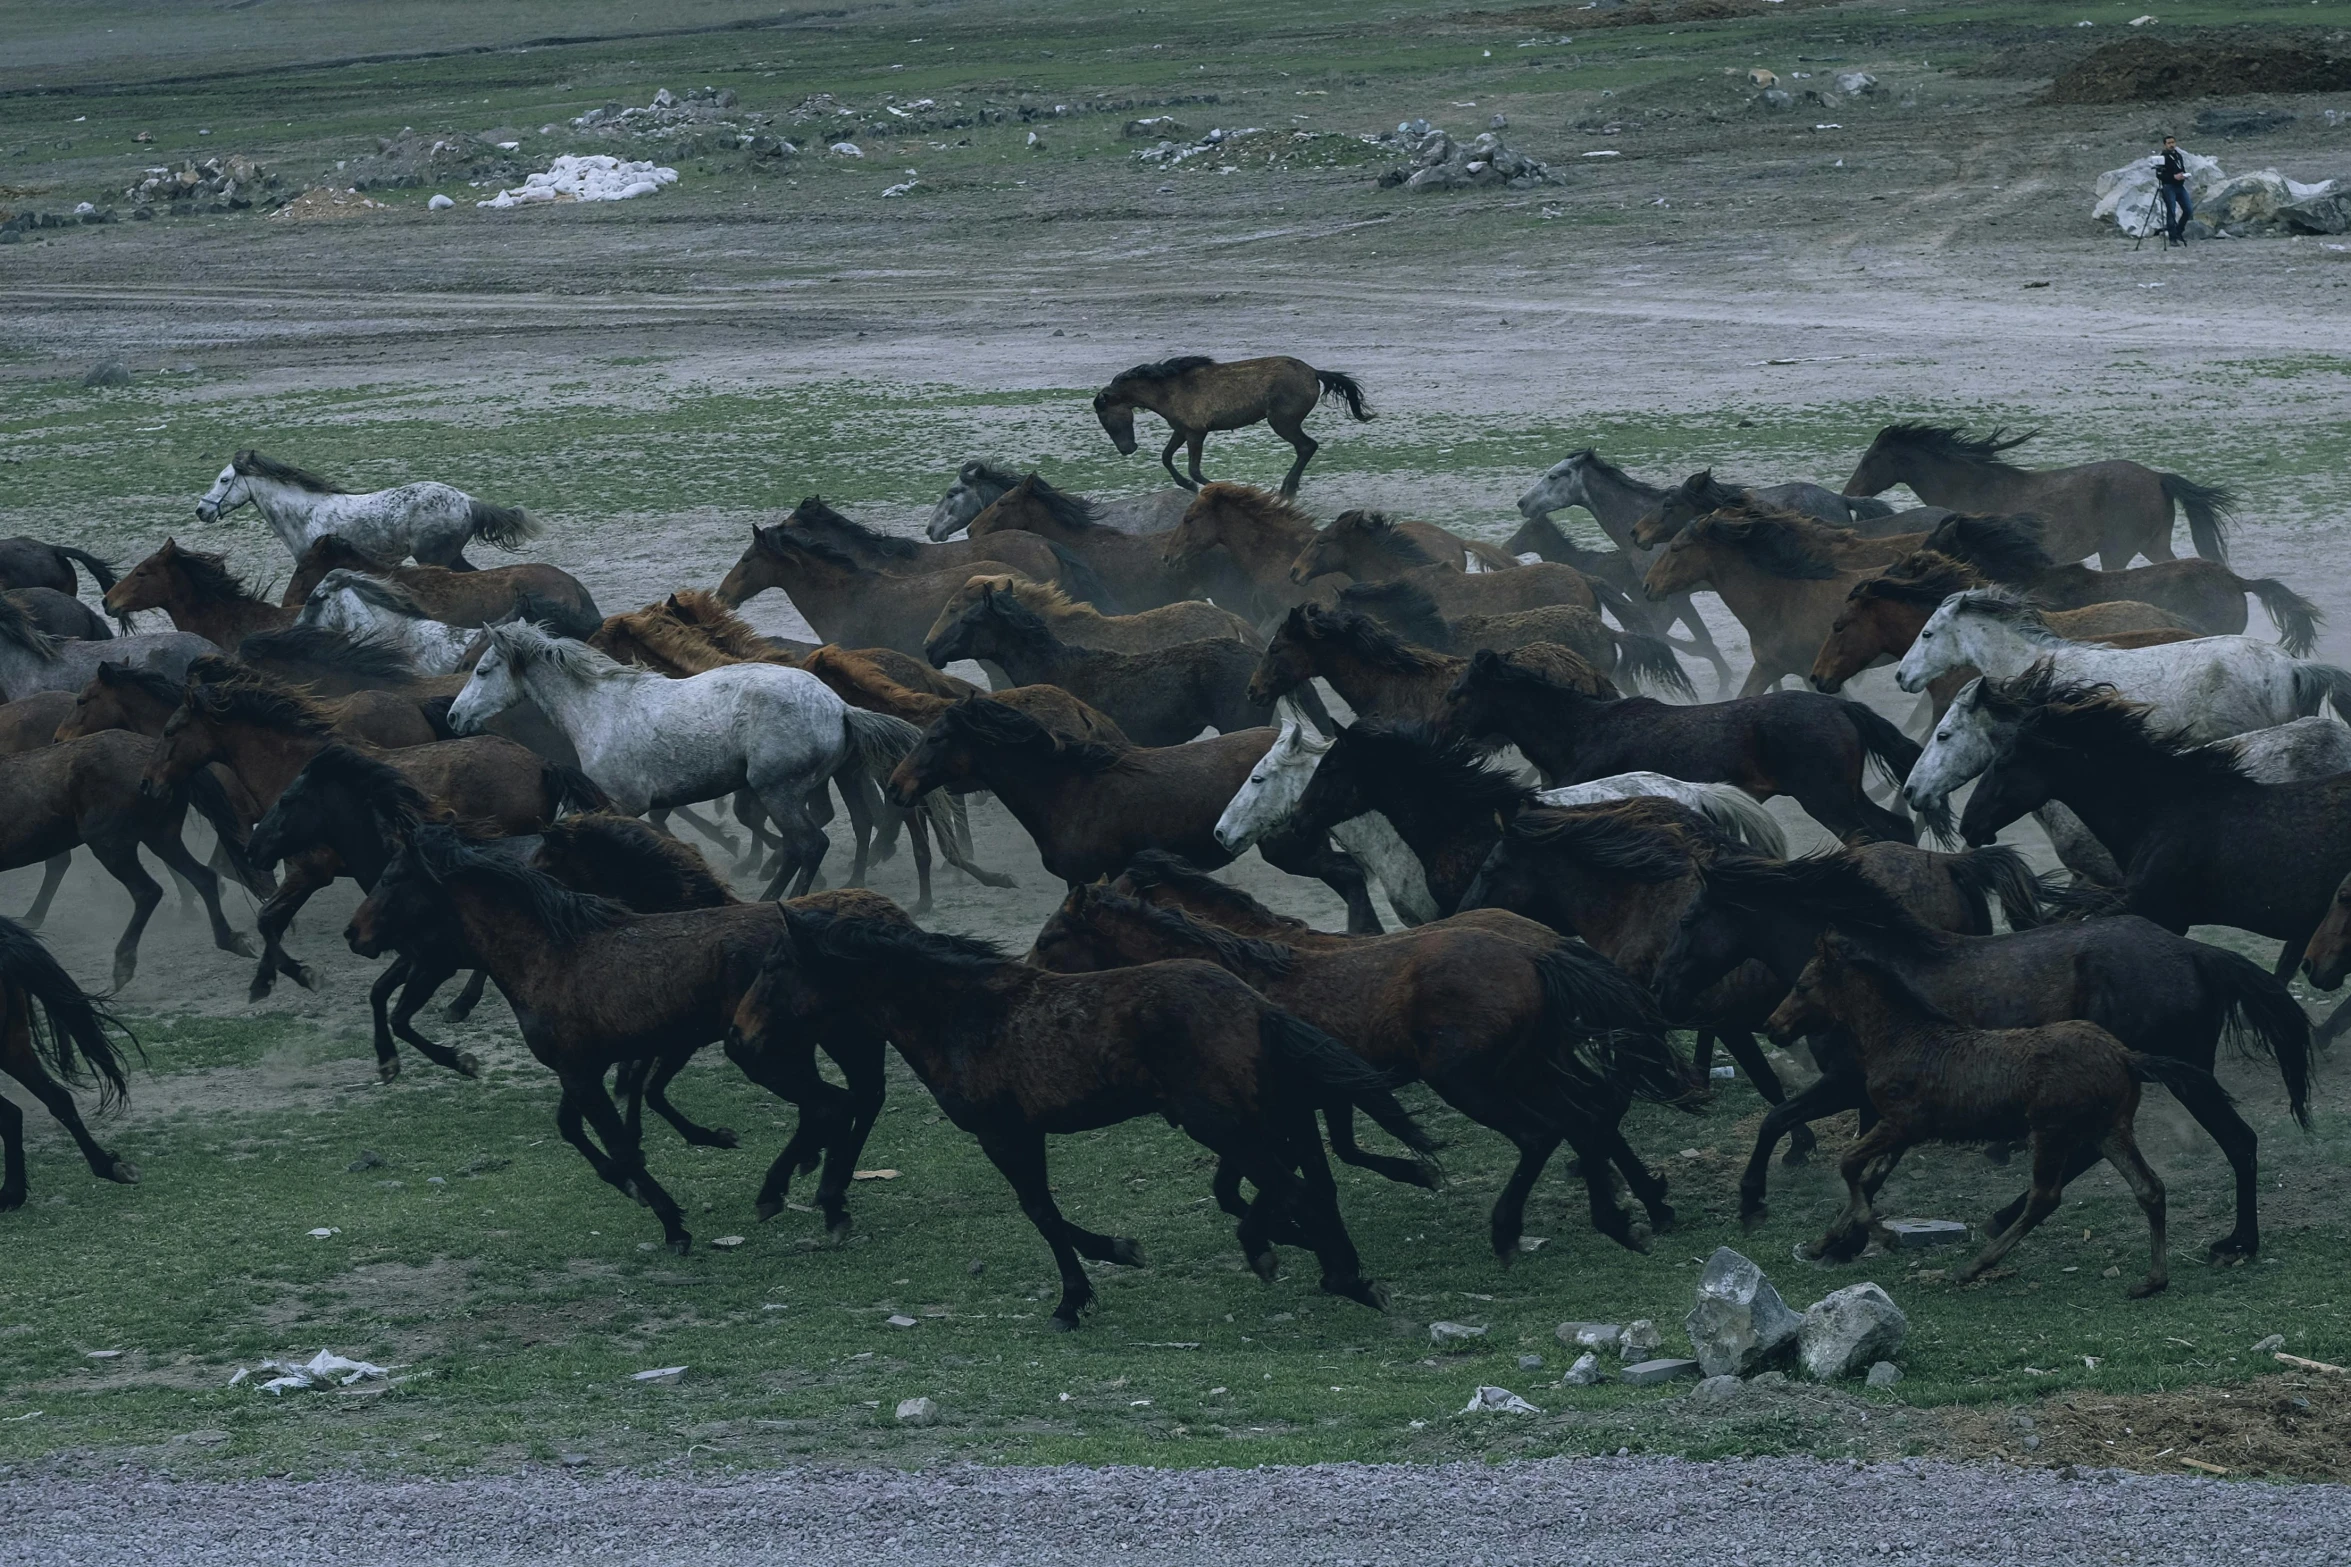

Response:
(194, 500), (220, 522)
(344, 922), (384, 959)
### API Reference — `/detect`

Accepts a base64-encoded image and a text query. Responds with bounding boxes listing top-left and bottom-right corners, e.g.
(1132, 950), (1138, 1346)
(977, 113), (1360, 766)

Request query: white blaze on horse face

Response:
(195, 463), (241, 522)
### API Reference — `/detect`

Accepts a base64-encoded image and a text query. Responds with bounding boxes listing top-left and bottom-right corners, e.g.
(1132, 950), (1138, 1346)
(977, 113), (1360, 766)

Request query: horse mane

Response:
(1852, 551), (1984, 608)
(958, 459), (1027, 491)
(805, 645), (938, 714)
(1939, 588), (2064, 642)
(491, 621), (630, 682)
(1454, 646), (1621, 709)
(1872, 422), (2038, 473)
(752, 522), (863, 572)
(405, 824), (630, 945)
(785, 903), (1011, 985)
(1326, 510), (1437, 568)
(963, 586), (1065, 649)
(0, 593), (61, 660)
(187, 668), (340, 737)
(1011, 473), (1105, 533)
(937, 695), (1127, 772)
(1288, 604), (1454, 676)
(1335, 720), (1536, 816)
(1330, 577), (1452, 650)
(153, 542), (274, 607)
(1114, 850), (1315, 935)
(1821, 933), (1963, 1026)
(598, 603), (740, 674)
(295, 742), (435, 829)
(1697, 851), (1952, 956)
(92, 659), (185, 706)
(317, 570), (434, 620)
(1499, 798), (1712, 883)
(787, 496), (921, 561)
(1920, 512), (2053, 583)
(1684, 502), (1844, 580)
(1113, 355), (1217, 385)
(1194, 482), (1316, 539)
(1562, 448), (1662, 497)
(232, 449), (349, 494)
(969, 573), (1101, 625)
(536, 812), (736, 909)
(236, 623), (420, 683)
(1981, 663), (2257, 792)
(1079, 885), (1296, 977)
(1671, 468), (1745, 514)
(662, 591), (792, 661)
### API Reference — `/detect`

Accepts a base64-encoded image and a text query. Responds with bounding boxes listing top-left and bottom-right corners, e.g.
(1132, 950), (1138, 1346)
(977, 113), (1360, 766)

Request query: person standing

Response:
(2156, 134), (2194, 244)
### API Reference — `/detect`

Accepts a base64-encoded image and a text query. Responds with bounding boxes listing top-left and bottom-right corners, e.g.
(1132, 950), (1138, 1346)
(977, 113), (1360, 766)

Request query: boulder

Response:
(1866, 1361), (1903, 1388)
(1620, 1319), (1663, 1357)
(1755, 89), (1793, 112)
(1690, 1373), (1742, 1407)
(1836, 72), (1880, 96)
(1684, 1246), (1803, 1378)
(1620, 1357), (1700, 1387)
(1799, 1283), (1908, 1381)
(82, 361), (131, 388)
(1557, 1321), (1623, 1354)
(1413, 130), (1456, 168)
(895, 1395), (938, 1425)
(2282, 189), (2351, 235)
(1560, 1352), (1606, 1386)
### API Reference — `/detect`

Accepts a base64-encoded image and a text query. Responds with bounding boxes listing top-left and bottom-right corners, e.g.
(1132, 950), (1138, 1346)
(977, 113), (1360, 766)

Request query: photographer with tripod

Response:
(2155, 134), (2194, 246)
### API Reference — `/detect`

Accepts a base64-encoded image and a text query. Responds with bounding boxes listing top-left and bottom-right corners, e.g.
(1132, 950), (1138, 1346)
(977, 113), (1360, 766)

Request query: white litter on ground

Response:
(1460, 1385), (1542, 1414)
(476, 154), (678, 209)
(230, 1350), (391, 1395)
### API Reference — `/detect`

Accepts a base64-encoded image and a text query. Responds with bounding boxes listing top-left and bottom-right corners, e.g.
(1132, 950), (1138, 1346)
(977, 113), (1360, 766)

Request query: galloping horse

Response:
(196, 449), (541, 568)
(1092, 355), (1372, 496)
(928, 461), (1189, 541)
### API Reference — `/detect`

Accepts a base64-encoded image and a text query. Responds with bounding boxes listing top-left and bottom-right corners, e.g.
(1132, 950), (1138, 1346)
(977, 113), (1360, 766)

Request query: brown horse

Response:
(1914, 513), (2318, 651)
(1770, 932), (2178, 1296)
(970, 473), (1206, 612)
(1629, 470), (1923, 550)
(1842, 422), (2233, 567)
(1325, 579), (1693, 697)
(1029, 881), (1695, 1256)
(804, 643), (1130, 746)
(712, 526), (1032, 657)
(1338, 559), (1642, 633)
(1641, 508), (1885, 697)
(887, 698), (1381, 931)
(1286, 508), (1520, 581)
(1639, 496), (1925, 568)
(734, 899), (1423, 1326)
(1155, 482), (1354, 619)
(644, 589), (819, 663)
(751, 495), (1075, 597)
(103, 539), (293, 648)
(922, 572), (1257, 656)
(0, 915), (141, 1211)
(1092, 354), (1372, 496)
(283, 536), (602, 640)
(1247, 604), (1615, 726)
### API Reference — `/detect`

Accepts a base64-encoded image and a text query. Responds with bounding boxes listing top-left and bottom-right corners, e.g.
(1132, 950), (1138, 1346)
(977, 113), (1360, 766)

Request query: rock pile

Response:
(1674, 1248), (1907, 1389)
(1132, 125), (1383, 177)
(124, 156), (279, 213)
(2093, 148), (2348, 237)
(0, 204), (117, 242)
(573, 87), (798, 161)
(477, 155), (680, 210)
(339, 130), (523, 193)
(1372, 125), (1567, 191)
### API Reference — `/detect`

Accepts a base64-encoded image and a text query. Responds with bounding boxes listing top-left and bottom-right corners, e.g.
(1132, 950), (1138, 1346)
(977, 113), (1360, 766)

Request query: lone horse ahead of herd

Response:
(4, 350), (2336, 1335)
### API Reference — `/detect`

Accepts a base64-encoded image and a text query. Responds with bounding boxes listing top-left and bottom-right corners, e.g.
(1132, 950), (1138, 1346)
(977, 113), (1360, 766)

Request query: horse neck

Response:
(215, 721), (330, 805)
(1483, 684), (1591, 772)
(1888, 452), (2006, 511)
(171, 591), (279, 646)
(1730, 897), (1830, 985)
(987, 501), (1074, 544)
(511, 654), (633, 739)
(2028, 741), (2179, 858)
(1950, 617), (2060, 677)
(1823, 964), (1948, 1061)
(243, 478), (326, 552)
(1307, 642), (1442, 717)
(974, 627), (1069, 686)
(429, 873), (580, 1002)
(715, 550), (784, 606)
(1228, 513), (1315, 577)
(1372, 769), (1503, 869)
(1575, 467), (1669, 551)
(832, 959), (1028, 1080)
(954, 740), (1096, 837)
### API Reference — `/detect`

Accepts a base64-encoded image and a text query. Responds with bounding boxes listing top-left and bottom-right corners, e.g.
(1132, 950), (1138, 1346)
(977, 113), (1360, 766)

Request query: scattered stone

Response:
(1866, 1360), (1904, 1388)
(709, 1235), (744, 1250)
(1517, 1354), (1544, 1371)
(1750, 1370), (1788, 1388)
(853, 1169), (899, 1181)
(267, 188), (392, 223)
(1836, 72), (1880, 97)
(886, 1314), (918, 1329)
(967, 1260), (986, 1277)
(1620, 1358), (1701, 1388)
(1755, 89), (1794, 112)
(1883, 1219), (1969, 1249)
(1123, 116), (1185, 139)
(1560, 1352), (1606, 1386)
(1557, 1322), (1622, 1353)
(1621, 1319), (1663, 1356)
(82, 362), (131, 388)
(831, 142), (864, 157)
(559, 1453), (590, 1468)
(428, 194), (455, 210)
(1429, 1321), (1487, 1347)
(1488, 113), (1509, 130)
(2253, 1333), (2286, 1353)
(426, 1176), (446, 1185)
(1516, 1236), (1547, 1254)
(1374, 124), (1565, 192)
(896, 1396), (938, 1425)
(339, 131), (520, 193)
(1460, 1385), (1541, 1414)
(1799, 1284), (1908, 1381)
(84, 1350), (123, 1360)
(1026, 131), (1043, 149)
(1685, 1246), (1803, 1378)
(1690, 1373), (1742, 1407)
(2023, 1433), (2042, 1451)
(630, 1366), (686, 1384)
(2195, 106), (2295, 137)
(458, 1156), (510, 1176)
(124, 154), (277, 210)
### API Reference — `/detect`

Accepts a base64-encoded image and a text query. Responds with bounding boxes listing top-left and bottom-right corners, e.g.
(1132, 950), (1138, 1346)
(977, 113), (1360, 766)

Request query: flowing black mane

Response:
(535, 813), (737, 910)
(1079, 885), (1295, 977)
(237, 624), (420, 683)
(1013, 473), (1106, 533)
(787, 496), (922, 561)
(1852, 551), (1984, 608)
(1500, 799), (1714, 883)
(1286, 604), (1453, 676)
(1328, 579), (1452, 652)
(1982, 665), (2257, 792)
(1327, 510), (1437, 567)
(296, 742), (434, 829)
(156, 543), (273, 606)
(957, 459), (1027, 494)
(91, 660), (184, 706)
(752, 523), (864, 572)
(187, 669), (339, 736)
(937, 696), (1128, 772)
(1871, 422), (2038, 473)
(1563, 448), (1664, 499)
(1331, 720), (1536, 817)
(0, 593), (61, 659)
(1683, 505), (1842, 580)
(233, 449), (350, 494)
(1113, 355), (1217, 386)
(784, 903), (1011, 984)
(403, 825), (630, 946)
(1698, 851), (1953, 956)
(1919, 512), (2053, 583)
(1115, 850), (1315, 934)
(1452, 646), (1623, 710)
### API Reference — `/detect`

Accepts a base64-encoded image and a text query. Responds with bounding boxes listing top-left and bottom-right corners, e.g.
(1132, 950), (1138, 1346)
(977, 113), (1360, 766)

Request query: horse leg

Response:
(555, 1086), (627, 1190)
(1489, 1129), (1565, 1263)
(2101, 1128), (2170, 1298)
(0, 1091), (22, 1210)
(6, 1044), (137, 1187)
(2316, 992), (2351, 1049)
(246, 851), (335, 1000)
(641, 1049), (739, 1149)
(1958, 1135), (2070, 1282)
(443, 968), (491, 1023)
(141, 818), (255, 962)
(659, 804), (741, 859)
(1805, 1122), (1906, 1263)
(83, 836), (165, 993)
(1602, 1124), (1677, 1233)
(808, 1033), (890, 1239)
(1738, 1068), (1866, 1230)
(1258, 825), (1381, 935)
(167, 862), (199, 914)
(854, 774), (902, 866)
(1323, 1104), (1437, 1190)
(974, 1129), (1099, 1329)
(1159, 429), (1196, 492)
(1712, 1028), (1818, 1162)
(753, 787), (831, 902)
(1269, 411), (1317, 498)
(389, 956), (482, 1078)
(827, 765), (876, 889)
(1282, 1113), (1383, 1308)
(19, 853), (70, 929)
(568, 1068), (691, 1253)
(725, 1026), (850, 1224)
(897, 802), (935, 916)
(366, 957), (412, 1081)
(1672, 596), (1737, 698)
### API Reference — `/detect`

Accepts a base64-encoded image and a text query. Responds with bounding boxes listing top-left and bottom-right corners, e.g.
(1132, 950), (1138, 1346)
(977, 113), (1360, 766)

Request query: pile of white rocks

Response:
(1373, 123), (1566, 192)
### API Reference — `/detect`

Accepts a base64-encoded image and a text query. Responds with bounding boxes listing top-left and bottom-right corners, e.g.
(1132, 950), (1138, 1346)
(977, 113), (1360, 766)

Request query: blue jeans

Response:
(2160, 182), (2193, 240)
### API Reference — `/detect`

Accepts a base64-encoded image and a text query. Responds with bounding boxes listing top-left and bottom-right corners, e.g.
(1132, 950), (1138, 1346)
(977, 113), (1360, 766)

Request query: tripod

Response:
(2134, 183), (2178, 251)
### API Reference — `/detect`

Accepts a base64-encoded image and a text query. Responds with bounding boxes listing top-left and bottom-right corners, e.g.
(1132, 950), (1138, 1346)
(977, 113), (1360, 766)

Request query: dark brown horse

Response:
(1842, 422), (2233, 566)
(104, 540), (293, 648)
(1443, 649), (1919, 842)
(0, 915), (141, 1211)
(734, 899), (1424, 1326)
(887, 698), (1382, 931)
(1092, 354), (1372, 495)
(1770, 932), (2179, 1297)
(1154, 482), (1354, 620)
(1321, 580), (1693, 697)
(921, 572), (1257, 656)
(751, 494), (1083, 602)
(1640, 507), (1889, 697)
(1029, 881), (1696, 1256)
(0, 538), (118, 604)
(1629, 469), (1919, 550)
(1338, 559), (1651, 638)
(1247, 604), (1616, 726)
(284, 536), (602, 640)
(804, 643), (1130, 746)
(1285, 507), (1520, 581)
(710, 525), (1033, 658)
(969, 474), (1244, 613)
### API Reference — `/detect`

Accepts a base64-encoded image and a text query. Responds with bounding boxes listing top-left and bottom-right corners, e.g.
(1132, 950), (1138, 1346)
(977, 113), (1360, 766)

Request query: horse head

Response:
(195, 463), (247, 523)
(1901, 677), (2012, 827)
(1092, 388), (1139, 455)
(1214, 700), (1331, 855)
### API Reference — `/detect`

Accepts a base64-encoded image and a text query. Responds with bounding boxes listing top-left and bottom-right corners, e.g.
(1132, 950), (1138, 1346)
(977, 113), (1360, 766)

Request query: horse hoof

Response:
(2206, 1237), (2257, 1266)
(1646, 1202), (1679, 1234)
(0, 1188), (23, 1213)
(1108, 1238), (1146, 1267)
(454, 1053), (482, 1080)
(668, 1234), (692, 1256)
(2126, 1276), (2169, 1300)
(754, 1198), (783, 1223)
(377, 1058), (401, 1084)
(109, 1160), (140, 1185)
(1047, 1312), (1080, 1334)
(291, 965), (320, 993)
(1246, 1249), (1279, 1284)
(1491, 1239), (1518, 1267)
(1621, 1223), (1654, 1256)
(1323, 1274), (1388, 1311)
(911, 898), (934, 917)
(227, 936), (258, 959)
(1779, 1145), (1810, 1169)
(826, 1216), (852, 1246)
(1740, 1205), (1770, 1233)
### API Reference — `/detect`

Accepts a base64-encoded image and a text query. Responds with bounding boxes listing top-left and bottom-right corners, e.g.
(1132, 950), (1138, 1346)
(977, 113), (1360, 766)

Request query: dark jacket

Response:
(2159, 147), (2187, 187)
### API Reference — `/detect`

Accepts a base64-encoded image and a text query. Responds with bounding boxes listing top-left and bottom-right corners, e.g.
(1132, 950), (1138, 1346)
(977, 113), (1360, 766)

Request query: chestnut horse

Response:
(1092, 354), (1371, 496)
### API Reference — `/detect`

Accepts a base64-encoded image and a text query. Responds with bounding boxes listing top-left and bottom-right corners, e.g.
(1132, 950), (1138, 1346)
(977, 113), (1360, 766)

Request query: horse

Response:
(1092, 354), (1372, 496)
(709, 524), (1033, 658)
(739, 494), (1083, 603)
(103, 539), (292, 647)
(1246, 603), (1616, 728)
(1510, 451), (1737, 692)
(1639, 506), (1894, 697)
(805, 643), (1128, 746)
(734, 899), (1425, 1326)
(921, 572), (1257, 657)
(927, 585), (1311, 746)
(1028, 881), (1697, 1257)
(0, 593), (216, 700)
(1153, 482), (1355, 620)
(0, 915), (141, 1212)
(1772, 932), (2181, 1298)
(7, 589), (112, 641)
(1285, 508), (1521, 581)
(1842, 422), (2233, 567)
(196, 450), (540, 568)
(296, 571), (482, 676)
(1911, 512), (2320, 651)
(928, 459), (1189, 541)
(1325, 577), (1691, 696)
(630, 589), (821, 666)
(1662, 850), (2306, 1258)
(1443, 649), (1920, 843)
(283, 536), (603, 640)
(972, 474), (1238, 614)
(887, 697), (1382, 932)
(1631, 479), (1917, 553)
(1893, 590), (2351, 747)
(448, 622), (962, 901)
(0, 537), (120, 606)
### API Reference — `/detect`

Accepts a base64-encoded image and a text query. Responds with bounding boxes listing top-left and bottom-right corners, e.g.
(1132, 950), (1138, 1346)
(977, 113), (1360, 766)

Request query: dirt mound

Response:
(2049, 36), (2351, 105)
(1938, 1373), (2351, 1482)
(267, 187), (392, 223)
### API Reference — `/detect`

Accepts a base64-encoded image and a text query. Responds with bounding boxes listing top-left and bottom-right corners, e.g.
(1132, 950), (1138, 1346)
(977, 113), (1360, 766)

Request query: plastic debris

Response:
(234, 1350), (391, 1395)
(476, 155), (678, 209)
(1460, 1385), (1541, 1414)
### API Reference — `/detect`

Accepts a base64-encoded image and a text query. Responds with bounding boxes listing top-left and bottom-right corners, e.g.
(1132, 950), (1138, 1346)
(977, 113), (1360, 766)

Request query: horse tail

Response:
(541, 763), (615, 819)
(2289, 662), (2351, 724)
(1314, 370), (1374, 422)
(1585, 572), (1660, 636)
(1941, 843), (2048, 932)
(1681, 783), (1787, 857)
(55, 546), (119, 596)
(1608, 629), (1696, 700)
(1044, 542), (1126, 614)
(1463, 539), (1522, 573)
(1258, 1009), (1437, 1178)
(843, 706), (1016, 889)
(2192, 943), (2313, 1131)
(1531, 945), (1701, 1110)
(1840, 698), (1923, 790)
(2160, 473), (2235, 564)
(466, 499), (543, 552)
(0, 918), (137, 1112)
(2241, 576), (2323, 658)
(186, 768), (275, 897)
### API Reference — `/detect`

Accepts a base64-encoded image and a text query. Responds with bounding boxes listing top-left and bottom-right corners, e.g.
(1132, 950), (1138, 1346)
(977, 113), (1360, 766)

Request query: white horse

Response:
(196, 449), (540, 568)
(1895, 589), (2351, 744)
(447, 623), (953, 900)
(296, 571), (481, 676)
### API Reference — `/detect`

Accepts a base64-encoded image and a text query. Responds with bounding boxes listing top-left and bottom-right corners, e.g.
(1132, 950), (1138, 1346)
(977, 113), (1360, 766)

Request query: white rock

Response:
(2253, 1333), (2286, 1353)
(831, 142), (864, 157)
(1429, 1321), (1487, 1347)
(1690, 1373), (1742, 1406)
(1460, 1385), (1541, 1414)
(896, 1396), (938, 1425)
(1799, 1284), (1908, 1381)
(476, 154), (678, 209)
(1685, 1246), (1803, 1378)
(631, 1366), (687, 1384)
(1621, 1319), (1663, 1356)
(428, 194), (455, 210)
(1620, 1357), (1701, 1387)
(1560, 1351), (1606, 1386)
(1835, 72), (1879, 96)
(886, 1314), (917, 1328)
(1866, 1360), (1903, 1388)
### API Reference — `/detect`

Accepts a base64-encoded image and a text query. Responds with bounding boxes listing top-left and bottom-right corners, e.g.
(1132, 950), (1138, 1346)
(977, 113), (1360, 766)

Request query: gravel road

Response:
(7, 1456), (2341, 1565)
